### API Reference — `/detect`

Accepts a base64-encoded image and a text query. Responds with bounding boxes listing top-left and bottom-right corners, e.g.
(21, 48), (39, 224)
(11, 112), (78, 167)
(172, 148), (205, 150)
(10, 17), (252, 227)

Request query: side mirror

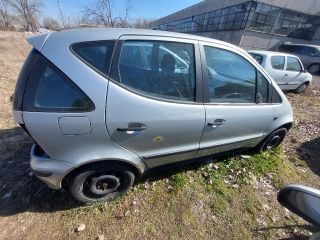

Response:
(278, 185), (320, 226)
(301, 69), (308, 73)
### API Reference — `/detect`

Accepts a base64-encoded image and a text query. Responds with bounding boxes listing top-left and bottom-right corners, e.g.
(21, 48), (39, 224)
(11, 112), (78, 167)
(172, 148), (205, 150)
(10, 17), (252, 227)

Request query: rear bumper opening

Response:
(30, 144), (75, 189)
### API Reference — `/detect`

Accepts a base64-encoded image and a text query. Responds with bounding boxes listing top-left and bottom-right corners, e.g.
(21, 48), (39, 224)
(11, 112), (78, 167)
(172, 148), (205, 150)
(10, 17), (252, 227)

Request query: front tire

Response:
(257, 128), (287, 153)
(69, 164), (135, 204)
(295, 82), (308, 94)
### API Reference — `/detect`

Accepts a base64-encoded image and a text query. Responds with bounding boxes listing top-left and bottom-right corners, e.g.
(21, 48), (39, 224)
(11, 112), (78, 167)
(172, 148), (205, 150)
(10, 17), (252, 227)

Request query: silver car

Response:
(12, 28), (293, 203)
(278, 43), (320, 75)
(248, 50), (312, 93)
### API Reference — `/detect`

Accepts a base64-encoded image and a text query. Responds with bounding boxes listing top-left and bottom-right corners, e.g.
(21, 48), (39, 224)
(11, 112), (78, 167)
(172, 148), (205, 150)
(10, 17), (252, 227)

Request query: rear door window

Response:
(297, 46), (314, 56)
(271, 56), (285, 70)
(23, 55), (94, 112)
(72, 41), (115, 75)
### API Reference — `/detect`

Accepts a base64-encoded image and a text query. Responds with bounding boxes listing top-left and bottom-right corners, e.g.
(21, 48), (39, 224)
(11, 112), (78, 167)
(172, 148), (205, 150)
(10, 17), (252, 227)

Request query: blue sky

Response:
(41, 0), (202, 21)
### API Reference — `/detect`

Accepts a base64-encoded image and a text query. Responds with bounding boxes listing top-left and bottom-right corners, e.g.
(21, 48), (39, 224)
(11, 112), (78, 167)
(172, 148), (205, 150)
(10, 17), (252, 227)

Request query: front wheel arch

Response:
(295, 81), (310, 94)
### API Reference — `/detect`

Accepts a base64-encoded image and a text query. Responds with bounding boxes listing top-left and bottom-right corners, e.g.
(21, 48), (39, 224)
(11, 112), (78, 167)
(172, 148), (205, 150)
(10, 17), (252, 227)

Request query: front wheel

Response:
(295, 82), (308, 94)
(257, 128), (287, 153)
(68, 164), (135, 204)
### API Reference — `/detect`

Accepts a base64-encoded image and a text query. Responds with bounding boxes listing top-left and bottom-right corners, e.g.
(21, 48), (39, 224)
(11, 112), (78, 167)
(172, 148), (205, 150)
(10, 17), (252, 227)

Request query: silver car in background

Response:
(278, 43), (320, 75)
(12, 28), (293, 203)
(248, 50), (312, 93)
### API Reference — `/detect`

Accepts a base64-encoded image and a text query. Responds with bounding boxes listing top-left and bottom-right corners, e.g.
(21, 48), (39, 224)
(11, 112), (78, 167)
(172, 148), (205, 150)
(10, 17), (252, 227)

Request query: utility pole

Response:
(57, 0), (66, 28)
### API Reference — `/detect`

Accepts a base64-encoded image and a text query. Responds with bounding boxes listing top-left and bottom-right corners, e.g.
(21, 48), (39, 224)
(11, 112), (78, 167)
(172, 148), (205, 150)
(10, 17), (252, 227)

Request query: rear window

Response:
(23, 54), (94, 112)
(13, 49), (39, 110)
(249, 53), (263, 64)
(71, 41), (115, 75)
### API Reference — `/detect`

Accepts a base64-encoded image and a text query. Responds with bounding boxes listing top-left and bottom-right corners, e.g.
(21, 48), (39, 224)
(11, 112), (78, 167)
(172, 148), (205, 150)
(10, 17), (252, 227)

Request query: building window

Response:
(152, 1), (319, 40)
(246, 2), (319, 40)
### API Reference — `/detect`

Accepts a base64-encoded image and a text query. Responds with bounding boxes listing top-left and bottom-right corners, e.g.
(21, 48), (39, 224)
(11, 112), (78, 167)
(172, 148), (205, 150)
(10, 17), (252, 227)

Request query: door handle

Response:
(284, 73), (288, 76)
(207, 119), (225, 127)
(117, 123), (147, 132)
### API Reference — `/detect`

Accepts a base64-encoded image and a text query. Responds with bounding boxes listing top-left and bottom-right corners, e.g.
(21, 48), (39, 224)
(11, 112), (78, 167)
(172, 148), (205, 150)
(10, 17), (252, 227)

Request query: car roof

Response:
(281, 43), (320, 49)
(28, 27), (244, 53)
(248, 50), (298, 58)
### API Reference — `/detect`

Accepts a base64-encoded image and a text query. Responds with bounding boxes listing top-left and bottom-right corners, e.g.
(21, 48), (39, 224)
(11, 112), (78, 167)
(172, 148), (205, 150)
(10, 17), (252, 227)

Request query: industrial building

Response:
(150, 0), (320, 50)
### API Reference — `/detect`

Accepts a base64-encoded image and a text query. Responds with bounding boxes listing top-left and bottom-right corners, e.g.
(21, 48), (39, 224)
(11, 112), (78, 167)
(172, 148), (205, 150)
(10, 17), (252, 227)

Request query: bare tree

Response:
(43, 17), (60, 30)
(0, 0), (10, 28)
(56, 0), (69, 29)
(132, 18), (154, 29)
(82, 0), (133, 27)
(9, 0), (42, 31)
(120, 0), (132, 27)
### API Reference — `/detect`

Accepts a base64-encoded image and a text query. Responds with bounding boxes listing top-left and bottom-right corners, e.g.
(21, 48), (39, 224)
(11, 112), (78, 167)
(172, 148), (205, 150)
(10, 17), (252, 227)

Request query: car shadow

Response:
(255, 224), (320, 240)
(0, 126), (82, 216)
(298, 137), (320, 176)
(0, 126), (256, 216)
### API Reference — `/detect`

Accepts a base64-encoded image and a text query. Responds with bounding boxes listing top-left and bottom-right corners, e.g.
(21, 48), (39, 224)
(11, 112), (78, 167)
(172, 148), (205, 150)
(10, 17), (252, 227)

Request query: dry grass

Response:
(0, 30), (319, 240)
(0, 31), (31, 131)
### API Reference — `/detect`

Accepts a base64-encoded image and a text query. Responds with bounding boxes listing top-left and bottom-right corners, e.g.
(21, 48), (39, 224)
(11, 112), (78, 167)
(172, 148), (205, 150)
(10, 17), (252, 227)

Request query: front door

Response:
(197, 43), (274, 157)
(283, 56), (305, 86)
(106, 37), (205, 168)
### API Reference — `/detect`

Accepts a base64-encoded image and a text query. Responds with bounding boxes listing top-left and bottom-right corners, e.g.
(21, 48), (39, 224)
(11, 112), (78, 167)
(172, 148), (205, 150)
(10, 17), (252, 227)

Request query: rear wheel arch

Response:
(256, 122), (292, 152)
(62, 159), (143, 189)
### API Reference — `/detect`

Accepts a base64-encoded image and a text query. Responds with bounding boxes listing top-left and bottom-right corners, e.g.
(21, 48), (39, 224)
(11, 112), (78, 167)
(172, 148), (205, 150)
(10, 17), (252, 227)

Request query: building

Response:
(150, 0), (320, 50)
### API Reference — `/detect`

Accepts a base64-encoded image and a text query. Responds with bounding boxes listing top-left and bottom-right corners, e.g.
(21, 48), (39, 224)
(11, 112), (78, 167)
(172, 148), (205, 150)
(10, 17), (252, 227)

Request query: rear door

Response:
(268, 55), (286, 84)
(106, 36), (205, 168)
(197, 42), (274, 157)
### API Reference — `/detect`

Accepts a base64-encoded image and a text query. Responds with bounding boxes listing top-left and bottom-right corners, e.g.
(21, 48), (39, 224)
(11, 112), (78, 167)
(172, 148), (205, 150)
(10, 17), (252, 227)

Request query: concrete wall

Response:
(240, 30), (320, 50)
(188, 29), (244, 45)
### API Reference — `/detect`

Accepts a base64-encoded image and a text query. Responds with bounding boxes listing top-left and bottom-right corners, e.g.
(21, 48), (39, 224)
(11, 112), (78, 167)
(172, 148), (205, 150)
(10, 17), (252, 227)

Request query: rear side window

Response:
(72, 41), (115, 75)
(271, 56), (285, 70)
(271, 86), (282, 103)
(257, 71), (269, 103)
(23, 55), (94, 112)
(118, 40), (196, 102)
